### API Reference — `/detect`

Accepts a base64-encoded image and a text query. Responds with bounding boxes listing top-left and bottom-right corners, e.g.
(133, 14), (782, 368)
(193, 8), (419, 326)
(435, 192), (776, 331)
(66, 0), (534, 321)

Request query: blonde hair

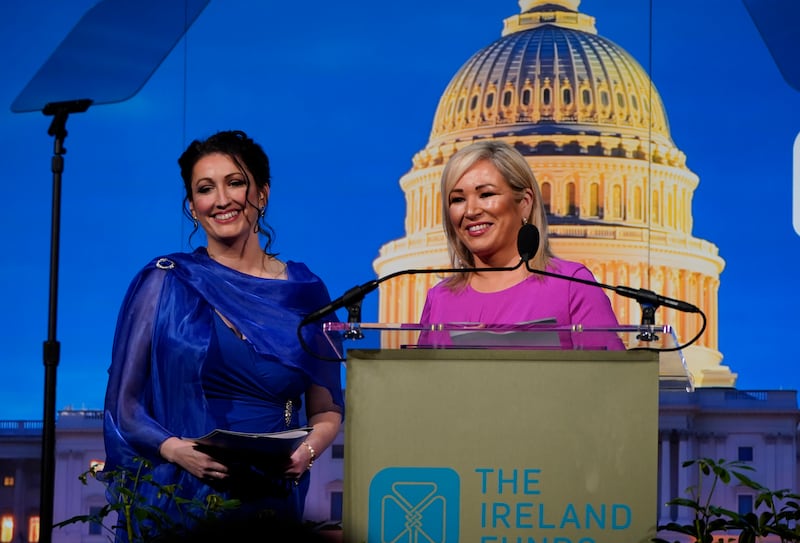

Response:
(440, 140), (553, 289)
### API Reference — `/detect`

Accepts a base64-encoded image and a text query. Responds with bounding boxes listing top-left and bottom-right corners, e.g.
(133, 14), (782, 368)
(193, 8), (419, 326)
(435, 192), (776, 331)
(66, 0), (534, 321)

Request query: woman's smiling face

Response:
(447, 159), (529, 267)
(189, 152), (266, 247)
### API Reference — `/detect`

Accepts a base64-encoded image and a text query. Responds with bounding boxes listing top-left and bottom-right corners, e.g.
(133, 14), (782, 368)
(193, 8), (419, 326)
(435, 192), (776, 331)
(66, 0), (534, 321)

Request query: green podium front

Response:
(341, 348), (661, 543)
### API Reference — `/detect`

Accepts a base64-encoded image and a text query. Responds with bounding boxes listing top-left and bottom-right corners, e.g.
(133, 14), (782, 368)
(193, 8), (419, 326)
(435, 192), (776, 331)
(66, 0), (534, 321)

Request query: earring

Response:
(254, 207), (265, 234)
(259, 206), (265, 218)
(522, 217), (528, 225)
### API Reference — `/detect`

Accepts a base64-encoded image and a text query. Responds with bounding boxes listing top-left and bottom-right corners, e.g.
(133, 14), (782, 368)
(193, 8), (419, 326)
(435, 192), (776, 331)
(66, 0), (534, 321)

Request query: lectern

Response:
(323, 322), (691, 543)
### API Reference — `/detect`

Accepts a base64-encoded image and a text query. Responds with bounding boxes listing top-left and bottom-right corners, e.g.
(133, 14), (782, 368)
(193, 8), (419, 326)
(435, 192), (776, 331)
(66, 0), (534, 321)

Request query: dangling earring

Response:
(522, 217), (528, 225)
(253, 207), (265, 234)
(192, 213), (198, 229)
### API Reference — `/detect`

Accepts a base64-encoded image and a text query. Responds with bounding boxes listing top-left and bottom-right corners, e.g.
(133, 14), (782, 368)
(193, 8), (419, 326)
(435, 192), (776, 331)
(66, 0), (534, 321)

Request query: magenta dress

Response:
(419, 258), (623, 349)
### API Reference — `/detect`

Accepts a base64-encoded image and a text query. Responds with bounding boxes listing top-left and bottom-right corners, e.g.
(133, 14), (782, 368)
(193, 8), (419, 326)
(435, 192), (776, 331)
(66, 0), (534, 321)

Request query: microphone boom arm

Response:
(523, 264), (701, 315)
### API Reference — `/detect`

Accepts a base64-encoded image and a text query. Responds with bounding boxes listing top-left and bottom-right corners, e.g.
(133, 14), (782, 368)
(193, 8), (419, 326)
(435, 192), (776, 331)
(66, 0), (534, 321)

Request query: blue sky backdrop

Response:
(1, 0), (799, 420)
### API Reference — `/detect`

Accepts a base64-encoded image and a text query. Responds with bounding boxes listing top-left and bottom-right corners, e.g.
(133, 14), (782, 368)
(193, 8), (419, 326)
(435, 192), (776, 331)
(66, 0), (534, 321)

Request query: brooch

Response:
(156, 258), (175, 270)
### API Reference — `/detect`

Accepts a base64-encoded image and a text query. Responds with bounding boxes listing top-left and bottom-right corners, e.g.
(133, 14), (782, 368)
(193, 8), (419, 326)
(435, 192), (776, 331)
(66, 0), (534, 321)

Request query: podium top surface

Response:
(322, 321), (693, 391)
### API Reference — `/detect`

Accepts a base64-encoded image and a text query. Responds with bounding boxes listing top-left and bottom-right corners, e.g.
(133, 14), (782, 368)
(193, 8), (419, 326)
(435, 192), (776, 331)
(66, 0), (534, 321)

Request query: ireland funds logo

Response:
(369, 467), (460, 543)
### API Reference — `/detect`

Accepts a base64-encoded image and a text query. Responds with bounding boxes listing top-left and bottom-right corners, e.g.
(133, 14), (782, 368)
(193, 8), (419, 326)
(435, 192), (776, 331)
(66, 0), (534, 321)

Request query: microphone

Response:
(299, 279), (381, 328)
(516, 223), (701, 315)
(517, 221), (540, 261)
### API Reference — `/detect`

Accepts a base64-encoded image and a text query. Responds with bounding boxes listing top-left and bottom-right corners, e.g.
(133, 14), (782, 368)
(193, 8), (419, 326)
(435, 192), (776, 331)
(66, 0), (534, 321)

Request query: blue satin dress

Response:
(199, 312), (311, 515)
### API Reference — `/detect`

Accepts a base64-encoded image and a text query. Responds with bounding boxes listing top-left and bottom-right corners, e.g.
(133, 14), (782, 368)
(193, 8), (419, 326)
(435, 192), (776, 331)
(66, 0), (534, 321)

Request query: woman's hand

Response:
(159, 436), (229, 481)
(285, 441), (315, 480)
(283, 409), (342, 480)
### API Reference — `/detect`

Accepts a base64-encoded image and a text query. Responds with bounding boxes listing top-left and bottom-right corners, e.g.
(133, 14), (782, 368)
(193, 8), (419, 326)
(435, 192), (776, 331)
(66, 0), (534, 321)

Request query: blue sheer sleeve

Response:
(104, 259), (216, 471)
(104, 265), (171, 468)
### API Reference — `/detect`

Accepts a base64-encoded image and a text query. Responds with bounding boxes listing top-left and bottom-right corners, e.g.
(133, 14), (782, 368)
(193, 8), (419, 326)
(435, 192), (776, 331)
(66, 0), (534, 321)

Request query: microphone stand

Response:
(522, 260), (708, 351)
(515, 222), (704, 349)
(40, 98), (92, 543)
(636, 302), (659, 341)
(521, 260), (706, 346)
(11, 5), (210, 540)
(344, 300), (365, 340)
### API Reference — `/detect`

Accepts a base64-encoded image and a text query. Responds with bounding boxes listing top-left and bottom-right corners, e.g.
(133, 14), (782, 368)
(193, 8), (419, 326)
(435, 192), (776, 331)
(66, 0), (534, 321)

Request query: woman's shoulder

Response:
(139, 250), (201, 272)
(117, 252), (196, 308)
(547, 257), (591, 277)
(285, 260), (320, 281)
(284, 261), (337, 296)
(121, 251), (202, 294)
(427, 277), (466, 299)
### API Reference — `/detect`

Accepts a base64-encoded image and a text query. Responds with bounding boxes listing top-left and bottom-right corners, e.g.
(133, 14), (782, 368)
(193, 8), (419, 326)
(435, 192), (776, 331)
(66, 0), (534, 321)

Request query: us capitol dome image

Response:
(374, 0), (734, 387)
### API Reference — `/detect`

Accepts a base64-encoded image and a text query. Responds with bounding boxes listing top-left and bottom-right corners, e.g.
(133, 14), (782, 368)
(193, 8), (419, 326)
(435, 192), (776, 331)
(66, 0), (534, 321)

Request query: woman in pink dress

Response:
(419, 140), (621, 349)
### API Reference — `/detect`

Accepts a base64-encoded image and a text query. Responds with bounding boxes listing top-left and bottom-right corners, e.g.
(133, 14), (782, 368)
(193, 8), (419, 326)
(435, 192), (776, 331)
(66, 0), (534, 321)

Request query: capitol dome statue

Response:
(374, 0), (734, 387)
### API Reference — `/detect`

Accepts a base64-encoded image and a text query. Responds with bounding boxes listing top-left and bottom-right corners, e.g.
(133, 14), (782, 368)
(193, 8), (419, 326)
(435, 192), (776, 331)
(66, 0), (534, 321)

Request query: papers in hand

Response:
(193, 427), (312, 460)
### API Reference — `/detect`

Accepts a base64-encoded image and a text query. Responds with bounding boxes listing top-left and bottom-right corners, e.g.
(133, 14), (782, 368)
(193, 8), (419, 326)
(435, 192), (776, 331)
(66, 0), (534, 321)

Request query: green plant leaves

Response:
(655, 457), (800, 543)
(53, 457), (242, 542)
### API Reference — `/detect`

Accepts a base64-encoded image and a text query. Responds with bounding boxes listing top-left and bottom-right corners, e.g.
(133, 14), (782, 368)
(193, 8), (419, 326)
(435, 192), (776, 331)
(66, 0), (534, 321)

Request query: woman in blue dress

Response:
(103, 130), (343, 540)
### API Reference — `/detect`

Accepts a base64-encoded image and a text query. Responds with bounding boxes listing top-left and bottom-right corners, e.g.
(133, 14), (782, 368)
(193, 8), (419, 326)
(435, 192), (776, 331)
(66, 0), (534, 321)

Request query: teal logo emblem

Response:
(368, 467), (460, 543)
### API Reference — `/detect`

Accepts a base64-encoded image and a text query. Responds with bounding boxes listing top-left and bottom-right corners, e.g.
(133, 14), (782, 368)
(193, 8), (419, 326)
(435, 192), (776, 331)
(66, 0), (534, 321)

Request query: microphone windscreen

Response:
(517, 223), (540, 261)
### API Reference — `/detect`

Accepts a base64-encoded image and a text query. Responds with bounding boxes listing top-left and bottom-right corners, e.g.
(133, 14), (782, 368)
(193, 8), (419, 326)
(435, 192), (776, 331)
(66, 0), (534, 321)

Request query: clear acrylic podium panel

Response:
(323, 321), (693, 391)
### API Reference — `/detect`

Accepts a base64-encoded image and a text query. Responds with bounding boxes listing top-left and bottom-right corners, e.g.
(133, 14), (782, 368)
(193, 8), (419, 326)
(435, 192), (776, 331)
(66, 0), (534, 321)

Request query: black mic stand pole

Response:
(40, 98), (91, 543)
(636, 301), (659, 341)
(344, 300), (365, 340)
(10, 5), (211, 540)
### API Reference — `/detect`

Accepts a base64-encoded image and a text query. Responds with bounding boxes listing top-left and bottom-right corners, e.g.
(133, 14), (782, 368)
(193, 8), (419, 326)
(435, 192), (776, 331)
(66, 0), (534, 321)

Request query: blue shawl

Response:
(102, 248), (342, 522)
